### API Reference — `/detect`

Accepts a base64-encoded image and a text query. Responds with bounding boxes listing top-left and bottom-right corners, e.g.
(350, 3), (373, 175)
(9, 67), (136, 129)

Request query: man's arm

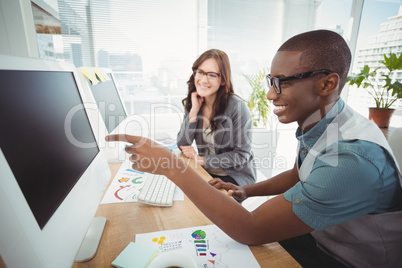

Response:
(170, 157), (312, 245)
(107, 134), (313, 245)
(209, 164), (300, 200)
(245, 164), (299, 196)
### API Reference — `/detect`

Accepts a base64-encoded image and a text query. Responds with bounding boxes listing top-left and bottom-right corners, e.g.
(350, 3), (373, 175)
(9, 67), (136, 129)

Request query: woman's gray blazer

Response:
(177, 94), (256, 186)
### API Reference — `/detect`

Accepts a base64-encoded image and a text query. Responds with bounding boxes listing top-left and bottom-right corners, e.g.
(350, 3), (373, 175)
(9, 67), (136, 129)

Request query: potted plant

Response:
(347, 52), (402, 128)
(243, 69), (279, 180)
(243, 68), (271, 127)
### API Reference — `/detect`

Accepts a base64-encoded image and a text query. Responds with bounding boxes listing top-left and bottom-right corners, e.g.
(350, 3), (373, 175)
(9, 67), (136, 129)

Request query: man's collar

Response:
(296, 98), (345, 146)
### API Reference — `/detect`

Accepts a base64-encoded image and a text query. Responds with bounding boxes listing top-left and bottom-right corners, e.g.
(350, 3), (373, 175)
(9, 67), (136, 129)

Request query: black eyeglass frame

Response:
(193, 69), (222, 80)
(266, 70), (332, 94)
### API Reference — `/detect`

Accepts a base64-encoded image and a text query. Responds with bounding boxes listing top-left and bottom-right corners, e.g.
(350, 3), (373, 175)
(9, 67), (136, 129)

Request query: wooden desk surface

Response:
(73, 159), (300, 268)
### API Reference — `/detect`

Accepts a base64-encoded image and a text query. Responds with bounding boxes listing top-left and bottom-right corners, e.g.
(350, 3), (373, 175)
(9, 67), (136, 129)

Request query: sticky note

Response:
(81, 67), (99, 85)
(112, 242), (157, 268)
(94, 67), (108, 82)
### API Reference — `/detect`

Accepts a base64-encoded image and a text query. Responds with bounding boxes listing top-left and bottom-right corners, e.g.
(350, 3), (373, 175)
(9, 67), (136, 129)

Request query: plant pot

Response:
(368, 108), (395, 128)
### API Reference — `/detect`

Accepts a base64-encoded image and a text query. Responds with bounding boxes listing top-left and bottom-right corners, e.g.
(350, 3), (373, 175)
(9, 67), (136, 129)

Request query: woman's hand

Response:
(188, 91), (203, 122)
(208, 178), (248, 200)
(106, 134), (180, 176)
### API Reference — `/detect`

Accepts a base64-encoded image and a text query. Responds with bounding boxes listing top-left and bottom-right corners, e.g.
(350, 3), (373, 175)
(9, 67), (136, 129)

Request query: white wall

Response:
(0, 0), (38, 57)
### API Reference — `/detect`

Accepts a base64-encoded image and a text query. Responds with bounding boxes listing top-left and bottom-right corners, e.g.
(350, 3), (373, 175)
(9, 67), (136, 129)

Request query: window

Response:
(38, 0), (399, 130)
(207, 0), (353, 99)
(348, 0), (402, 126)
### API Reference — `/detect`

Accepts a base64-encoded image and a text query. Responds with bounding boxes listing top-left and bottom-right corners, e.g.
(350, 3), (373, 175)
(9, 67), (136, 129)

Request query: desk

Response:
(73, 158), (300, 268)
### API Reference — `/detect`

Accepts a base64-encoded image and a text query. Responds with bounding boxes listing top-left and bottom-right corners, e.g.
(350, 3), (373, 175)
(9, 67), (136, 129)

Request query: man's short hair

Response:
(278, 30), (351, 91)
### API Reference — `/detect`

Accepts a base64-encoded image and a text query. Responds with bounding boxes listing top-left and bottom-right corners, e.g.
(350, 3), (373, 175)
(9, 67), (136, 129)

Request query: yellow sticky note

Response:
(81, 67), (99, 85)
(93, 67), (108, 82)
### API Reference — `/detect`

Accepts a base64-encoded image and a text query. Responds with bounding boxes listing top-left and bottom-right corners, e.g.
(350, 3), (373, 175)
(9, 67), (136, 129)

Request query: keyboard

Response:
(138, 174), (176, 206)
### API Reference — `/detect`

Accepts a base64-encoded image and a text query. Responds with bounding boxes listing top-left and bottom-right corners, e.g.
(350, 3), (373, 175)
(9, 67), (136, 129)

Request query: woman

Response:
(176, 49), (256, 187)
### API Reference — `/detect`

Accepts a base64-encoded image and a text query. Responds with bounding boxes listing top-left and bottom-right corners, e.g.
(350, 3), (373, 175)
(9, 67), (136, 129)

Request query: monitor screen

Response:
(0, 70), (99, 229)
(0, 55), (110, 268)
(86, 72), (127, 133)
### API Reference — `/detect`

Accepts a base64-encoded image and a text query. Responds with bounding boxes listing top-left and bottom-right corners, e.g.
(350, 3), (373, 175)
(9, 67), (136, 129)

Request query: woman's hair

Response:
(278, 29), (352, 91)
(182, 49), (234, 132)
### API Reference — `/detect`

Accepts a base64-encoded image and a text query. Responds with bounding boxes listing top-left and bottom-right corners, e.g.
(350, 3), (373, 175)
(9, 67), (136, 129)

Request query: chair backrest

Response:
(250, 128), (280, 181)
(388, 128), (402, 170)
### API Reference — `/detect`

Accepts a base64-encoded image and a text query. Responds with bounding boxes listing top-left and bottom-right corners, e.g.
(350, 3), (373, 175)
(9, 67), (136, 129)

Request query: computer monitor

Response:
(81, 68), (128, 133)
(77, 67), (149, 162)
(78, 67), (183, 161)
(0, 55), (111, 267)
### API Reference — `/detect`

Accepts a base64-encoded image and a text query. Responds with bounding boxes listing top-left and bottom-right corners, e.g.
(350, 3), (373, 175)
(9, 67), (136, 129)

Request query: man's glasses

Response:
(194, 69), (221, 82)
(266, 70), (332, 94)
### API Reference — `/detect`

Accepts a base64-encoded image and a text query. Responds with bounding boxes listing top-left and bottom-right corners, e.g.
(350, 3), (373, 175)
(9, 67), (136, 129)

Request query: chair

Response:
(250, 127), (280, 181)
(242, 128), (280, 211)
(388, 128), (402, 170)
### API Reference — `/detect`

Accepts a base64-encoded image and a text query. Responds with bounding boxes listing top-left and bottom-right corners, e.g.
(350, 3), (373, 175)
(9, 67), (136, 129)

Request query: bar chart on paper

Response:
(135, 225), (260, 268)
(192, 230), (208, 256)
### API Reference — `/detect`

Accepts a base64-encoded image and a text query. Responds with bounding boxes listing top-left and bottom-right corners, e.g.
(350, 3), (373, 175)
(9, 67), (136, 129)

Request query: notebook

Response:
(112, 242), (157, 268)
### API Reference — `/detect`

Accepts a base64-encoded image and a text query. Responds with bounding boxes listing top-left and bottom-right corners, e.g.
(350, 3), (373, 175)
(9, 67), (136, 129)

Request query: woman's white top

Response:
(202, 127), (227, 176)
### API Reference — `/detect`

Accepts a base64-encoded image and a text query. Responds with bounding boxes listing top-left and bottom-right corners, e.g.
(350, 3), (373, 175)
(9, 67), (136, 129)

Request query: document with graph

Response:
(135, 224), (260, 268)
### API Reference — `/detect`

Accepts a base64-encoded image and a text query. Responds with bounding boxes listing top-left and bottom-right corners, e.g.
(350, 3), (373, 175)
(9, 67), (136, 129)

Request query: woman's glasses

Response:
(194, 69), (221, 82)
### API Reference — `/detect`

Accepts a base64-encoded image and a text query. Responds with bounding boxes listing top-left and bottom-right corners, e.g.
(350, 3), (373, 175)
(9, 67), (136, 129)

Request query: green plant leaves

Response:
(380, 52), (402, 72)
(347, 52), (402, 109)
(244, 68), (271, 127)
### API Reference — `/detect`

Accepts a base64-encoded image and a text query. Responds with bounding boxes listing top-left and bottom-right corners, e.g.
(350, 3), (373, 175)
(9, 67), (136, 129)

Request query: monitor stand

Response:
(74, 217), (107, 262)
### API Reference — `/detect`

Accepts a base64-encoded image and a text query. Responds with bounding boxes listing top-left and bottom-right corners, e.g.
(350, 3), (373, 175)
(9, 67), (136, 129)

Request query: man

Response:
(107, 30), (402, 267)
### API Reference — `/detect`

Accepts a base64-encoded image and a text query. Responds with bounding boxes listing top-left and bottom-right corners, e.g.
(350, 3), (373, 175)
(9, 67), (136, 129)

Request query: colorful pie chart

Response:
(191, 230), (206, 240)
